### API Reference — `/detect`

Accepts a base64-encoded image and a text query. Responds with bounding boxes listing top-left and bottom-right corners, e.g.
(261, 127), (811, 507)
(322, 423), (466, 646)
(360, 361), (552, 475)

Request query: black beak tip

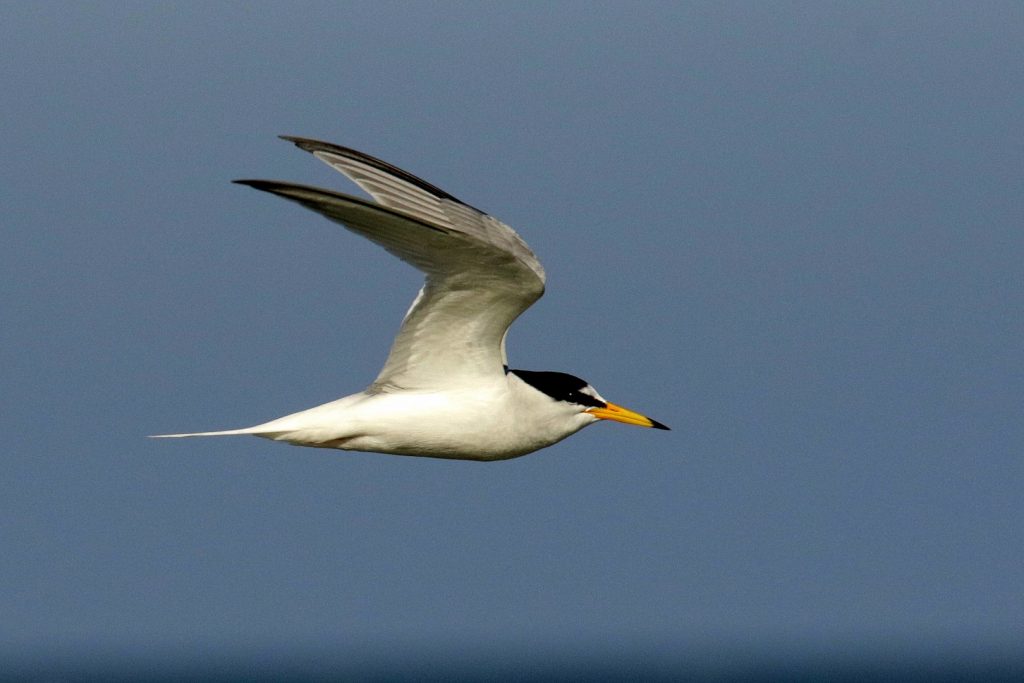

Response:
(650, 419), (670, 431)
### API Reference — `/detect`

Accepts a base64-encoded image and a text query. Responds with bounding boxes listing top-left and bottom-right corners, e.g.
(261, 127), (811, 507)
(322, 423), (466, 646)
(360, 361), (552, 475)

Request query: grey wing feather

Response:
(280, 136), (545, 284)
(235, 140), (546, 389)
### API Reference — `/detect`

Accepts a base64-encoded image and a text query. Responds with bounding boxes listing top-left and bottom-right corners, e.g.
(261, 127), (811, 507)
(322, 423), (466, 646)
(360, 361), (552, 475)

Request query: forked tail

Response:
(149, 427), (264, 439)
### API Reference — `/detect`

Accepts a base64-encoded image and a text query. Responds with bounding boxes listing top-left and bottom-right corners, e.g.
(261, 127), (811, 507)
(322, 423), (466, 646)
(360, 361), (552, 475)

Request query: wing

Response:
(234, 138), (546, 390)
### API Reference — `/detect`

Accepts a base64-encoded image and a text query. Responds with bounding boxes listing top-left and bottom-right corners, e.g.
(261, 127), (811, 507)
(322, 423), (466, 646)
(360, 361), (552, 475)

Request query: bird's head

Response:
(508, 369), (669, 431)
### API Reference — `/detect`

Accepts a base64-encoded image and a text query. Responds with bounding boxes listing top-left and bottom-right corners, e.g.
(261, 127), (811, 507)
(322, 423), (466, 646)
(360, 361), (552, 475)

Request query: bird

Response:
(152, 136), (668, 460)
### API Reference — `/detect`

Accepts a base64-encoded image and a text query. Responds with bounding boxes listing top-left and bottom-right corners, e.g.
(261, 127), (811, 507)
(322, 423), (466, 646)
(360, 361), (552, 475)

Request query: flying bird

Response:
(153, 137), (668, 460)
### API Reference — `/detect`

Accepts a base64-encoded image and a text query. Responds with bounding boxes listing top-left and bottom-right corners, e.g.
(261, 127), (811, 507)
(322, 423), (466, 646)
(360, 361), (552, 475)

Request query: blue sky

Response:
(3, 2), (1022, 677)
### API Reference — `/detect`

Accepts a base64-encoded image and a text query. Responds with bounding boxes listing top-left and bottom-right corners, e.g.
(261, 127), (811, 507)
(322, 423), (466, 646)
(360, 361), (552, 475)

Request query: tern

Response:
(153, 137), (668, 460)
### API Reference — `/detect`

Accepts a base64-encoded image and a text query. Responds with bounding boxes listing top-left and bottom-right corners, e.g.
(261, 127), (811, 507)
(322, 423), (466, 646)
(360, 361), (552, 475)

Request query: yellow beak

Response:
(586, 402), (669, 430)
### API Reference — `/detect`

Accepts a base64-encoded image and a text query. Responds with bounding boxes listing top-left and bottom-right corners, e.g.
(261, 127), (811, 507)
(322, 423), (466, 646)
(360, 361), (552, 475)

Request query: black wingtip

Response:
(650, 419), (671, 431)
(232, 179), (307, 199)
(279, 135), (367, 160)
(233, 179), (276, 190)
(278, 135), (323, 152)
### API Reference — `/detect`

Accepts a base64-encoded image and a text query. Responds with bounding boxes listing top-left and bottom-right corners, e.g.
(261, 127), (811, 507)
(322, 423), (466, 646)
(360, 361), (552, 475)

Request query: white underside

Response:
(152, 373), (598, 461)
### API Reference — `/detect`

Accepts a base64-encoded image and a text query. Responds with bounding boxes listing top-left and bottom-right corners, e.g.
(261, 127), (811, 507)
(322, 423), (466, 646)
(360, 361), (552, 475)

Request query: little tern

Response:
(153, 137), (668, 460)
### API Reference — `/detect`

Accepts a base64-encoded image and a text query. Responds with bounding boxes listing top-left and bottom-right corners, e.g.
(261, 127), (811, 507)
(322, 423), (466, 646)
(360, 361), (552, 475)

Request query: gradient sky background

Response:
(3, 2), (1022, 678)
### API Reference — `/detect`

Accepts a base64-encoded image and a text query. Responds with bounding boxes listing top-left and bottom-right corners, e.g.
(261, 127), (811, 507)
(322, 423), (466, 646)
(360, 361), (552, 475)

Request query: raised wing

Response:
(235, 138), (546, 390)
(281, 136), (544, 274)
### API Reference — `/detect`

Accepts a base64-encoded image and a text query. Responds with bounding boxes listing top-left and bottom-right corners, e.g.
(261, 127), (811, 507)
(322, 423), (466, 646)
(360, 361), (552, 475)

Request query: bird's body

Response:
(154, 137), (667, 459)
(175, 372), (596, 461)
